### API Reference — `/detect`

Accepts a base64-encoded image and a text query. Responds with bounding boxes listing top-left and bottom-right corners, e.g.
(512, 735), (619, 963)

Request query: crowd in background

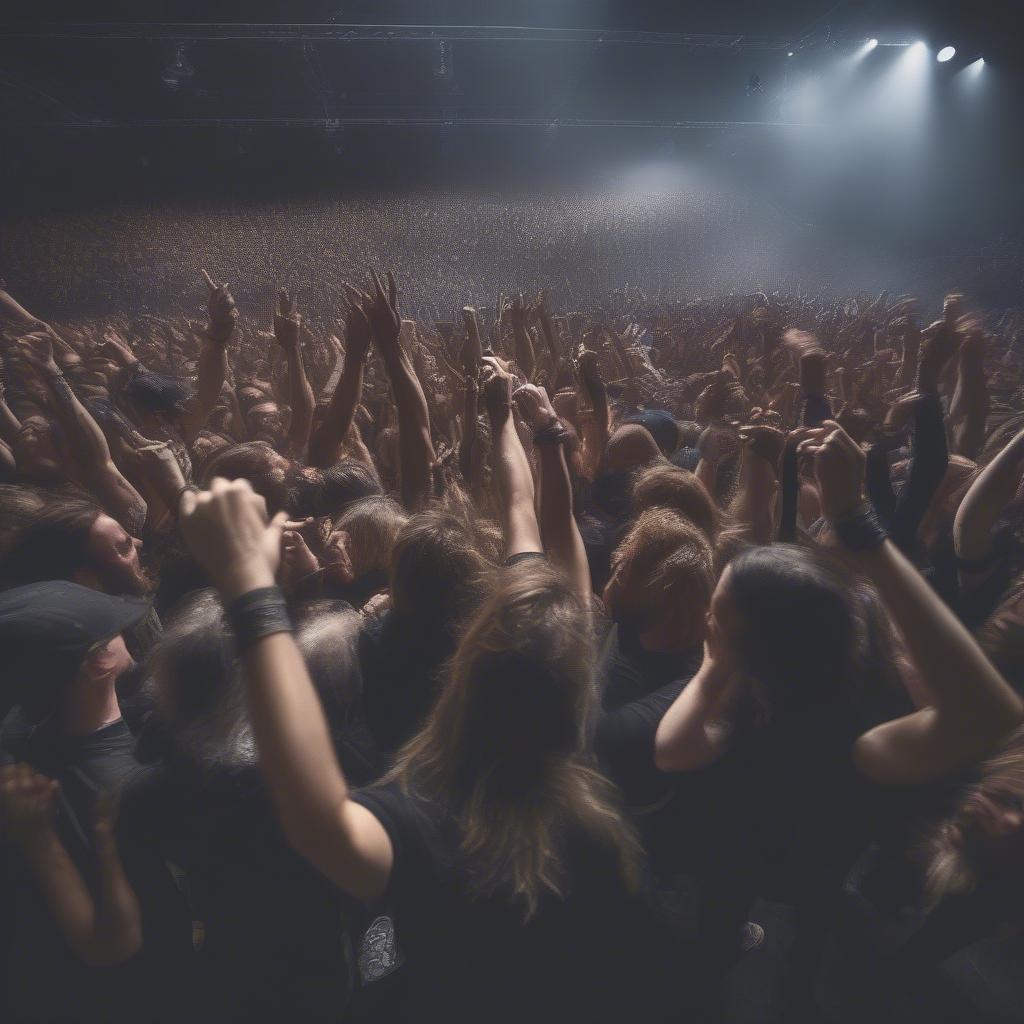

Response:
(1, 260), (1024, 1023)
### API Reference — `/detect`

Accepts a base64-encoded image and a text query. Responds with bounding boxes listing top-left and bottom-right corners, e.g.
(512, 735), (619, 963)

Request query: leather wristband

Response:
(833, 501), (889, 552)
(533, 419), (570, 446)
(226, 586), (293, 652)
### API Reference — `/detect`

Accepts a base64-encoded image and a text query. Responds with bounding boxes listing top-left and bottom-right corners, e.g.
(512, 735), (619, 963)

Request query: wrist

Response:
(216, 562), (276, 603)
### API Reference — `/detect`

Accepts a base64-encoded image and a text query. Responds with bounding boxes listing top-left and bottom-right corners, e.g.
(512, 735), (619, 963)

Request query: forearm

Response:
(729, 458), (777, 544)
(512, 324), (535, 380)
(492, 416), (542, 556)
(20, 831), (138, 967)
(381, 349), (435, 511)
(0, 396), (20, 445)
(537, 441), (590, 606)
(458, 381), (479, 487)
(852, 541), (1022, 738)
(285, 348), (315, 459)
(892, 393), (948, 551)
(42, 367), (147, 531)
(182, 340), (227, 443)
(954, 435), (1024, 561)
(309, 354), (366, 467)
(654, 664), (736, 772)
(239, 631), (369, 882)
(695, 458), (718, 504)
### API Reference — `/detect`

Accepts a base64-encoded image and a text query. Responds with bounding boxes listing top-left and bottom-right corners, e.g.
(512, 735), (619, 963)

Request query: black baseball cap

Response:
(0, 581), (150, 717)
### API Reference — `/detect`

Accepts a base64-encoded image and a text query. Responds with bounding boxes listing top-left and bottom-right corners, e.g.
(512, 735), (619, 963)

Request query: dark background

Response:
(1, 2), (1022, 313)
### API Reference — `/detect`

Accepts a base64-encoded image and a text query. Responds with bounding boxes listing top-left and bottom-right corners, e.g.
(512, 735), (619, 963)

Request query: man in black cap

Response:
(0, 581), (175, 1023)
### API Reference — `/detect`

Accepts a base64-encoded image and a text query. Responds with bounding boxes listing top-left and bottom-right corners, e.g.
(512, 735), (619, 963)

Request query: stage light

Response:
(937, 46), (956, 63)
(866, 38), (878, 51)
(787, 51), (794, 57)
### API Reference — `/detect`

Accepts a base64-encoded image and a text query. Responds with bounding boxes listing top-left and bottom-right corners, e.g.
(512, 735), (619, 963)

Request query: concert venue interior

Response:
(1, 3), (1023, 1022)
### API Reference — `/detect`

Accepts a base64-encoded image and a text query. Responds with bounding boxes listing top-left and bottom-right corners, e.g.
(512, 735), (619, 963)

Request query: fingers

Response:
(387, 270), (398, 310)
(369, 268), (386, 302)
(201, 269), (217, 293)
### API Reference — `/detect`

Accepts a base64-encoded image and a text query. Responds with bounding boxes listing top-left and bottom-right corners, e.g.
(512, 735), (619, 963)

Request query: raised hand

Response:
(15, 331), (58, 373)
(273, 288), (302, 352)
(512, 381), (558, 431)
(341, 283), (373, 361)
(480, 356), (514, 427)
(917, 320), (960, 394)
(280, 526), (321, 591)
(201, 270), (239, 343)
(797, 420), (866, 522)
(363, 269), (401, 351)
(179, 478), (288, 600)
(738, 423), (787, 468)
(0, 763), (59, 847)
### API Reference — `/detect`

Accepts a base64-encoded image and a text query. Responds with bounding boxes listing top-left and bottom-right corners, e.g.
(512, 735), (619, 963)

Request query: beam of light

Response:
(937, 46), (956, 63)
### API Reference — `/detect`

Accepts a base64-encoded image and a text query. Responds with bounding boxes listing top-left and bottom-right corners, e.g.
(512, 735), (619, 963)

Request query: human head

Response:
(623, 409), (681, 458)
(123, 367), (195, 427)
(2, 496), (149, 596)
(246, 400), (285, 446)
(604, 509), (715, 651)
(389, 508), (494, 634)
(391, 562), (639, 918)
(0, 581), (148, 723)
(12, 415), (65, 486)
(200, 441), (294, 514)
(927, 729), (1024, 906)
(712, 545), (858, 711)
(312, 459), (384, 519)
(325, 495), (409, 585)
(630, 463), (721, 543)
(145, 589), (253, 767)
(602, 424), (662, 476)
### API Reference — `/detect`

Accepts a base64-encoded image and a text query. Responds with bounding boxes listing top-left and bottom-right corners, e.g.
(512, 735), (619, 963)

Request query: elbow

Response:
(77, 929), (142, 968)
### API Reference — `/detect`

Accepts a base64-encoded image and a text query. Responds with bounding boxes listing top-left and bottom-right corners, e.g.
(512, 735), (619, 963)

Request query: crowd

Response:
(1, 262), (1023, 1023)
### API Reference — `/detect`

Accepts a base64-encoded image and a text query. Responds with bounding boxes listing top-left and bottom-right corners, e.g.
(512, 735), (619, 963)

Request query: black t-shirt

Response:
(351, 781), (678, 1023)
(0, 713), (183, 1024)
(117, 755), (354, 1023)
(597, 622), (700, 711)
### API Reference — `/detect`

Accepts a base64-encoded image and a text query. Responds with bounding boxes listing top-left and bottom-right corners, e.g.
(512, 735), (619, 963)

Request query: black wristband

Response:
(226, 586), (293, 652)
(533, 419), (570, 446)
(833, 502), (889, 552)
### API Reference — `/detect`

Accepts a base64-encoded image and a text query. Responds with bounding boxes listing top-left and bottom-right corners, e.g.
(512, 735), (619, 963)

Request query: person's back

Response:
(352, 780), (676, 1022)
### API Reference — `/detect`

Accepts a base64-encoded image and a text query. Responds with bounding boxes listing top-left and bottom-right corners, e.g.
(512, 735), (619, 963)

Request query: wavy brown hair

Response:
(387, 561), (641, 920)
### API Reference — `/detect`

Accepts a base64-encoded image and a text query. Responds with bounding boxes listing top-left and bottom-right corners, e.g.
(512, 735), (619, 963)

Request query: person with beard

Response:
(0, 491), (161, 730)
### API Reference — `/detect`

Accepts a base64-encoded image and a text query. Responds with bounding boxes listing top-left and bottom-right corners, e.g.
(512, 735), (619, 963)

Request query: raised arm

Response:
(800, 422), (1023, 785)
(178, 479), (393, 900)
(19, 334), (146, 534)
(359, 271), (435, 511)
(307, 295), (373, 468)
(180, 271), (235, 444)
(507, 293), (536, 381)
(481, 359), (542, 558)
(953, 426), (1024, 563)
(0, 766), (142, 967)
(513, 382), (591, 607)
(273, 289), (315, 461)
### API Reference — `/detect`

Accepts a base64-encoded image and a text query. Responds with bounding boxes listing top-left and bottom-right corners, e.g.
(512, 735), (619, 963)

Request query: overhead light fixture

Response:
(937, 46), (956, 63)
(866, 38), (878, 51)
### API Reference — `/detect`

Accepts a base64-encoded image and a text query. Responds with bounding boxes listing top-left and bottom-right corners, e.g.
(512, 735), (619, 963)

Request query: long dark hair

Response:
(388, 562), (641, 920)
(726, 544), (863, 715)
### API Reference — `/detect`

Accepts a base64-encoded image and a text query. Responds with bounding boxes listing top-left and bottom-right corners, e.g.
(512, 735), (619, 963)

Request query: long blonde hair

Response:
(387, 561), (641, 920)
